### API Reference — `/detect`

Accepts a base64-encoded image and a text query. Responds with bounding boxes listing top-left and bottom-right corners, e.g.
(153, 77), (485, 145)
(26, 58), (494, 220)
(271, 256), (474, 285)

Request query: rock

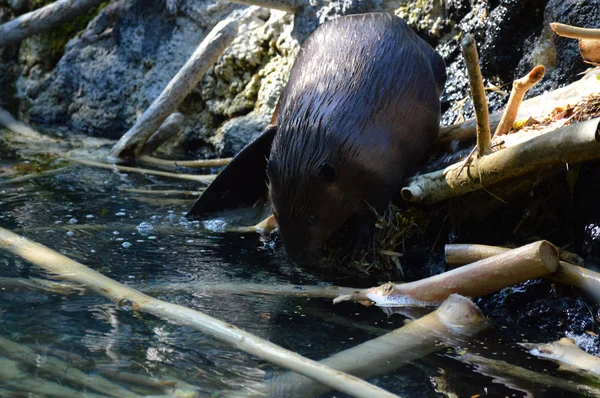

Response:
(209, 112), (271, 157)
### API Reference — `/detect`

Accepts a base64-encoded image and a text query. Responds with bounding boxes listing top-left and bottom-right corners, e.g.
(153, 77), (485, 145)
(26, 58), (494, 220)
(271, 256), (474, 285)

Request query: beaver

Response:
(188, 12), (446, 261)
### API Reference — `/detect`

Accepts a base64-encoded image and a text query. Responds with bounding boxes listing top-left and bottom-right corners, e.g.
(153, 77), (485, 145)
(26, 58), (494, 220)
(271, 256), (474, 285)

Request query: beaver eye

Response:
(307, 215), (316, 224)
(319, 162), (336, 182)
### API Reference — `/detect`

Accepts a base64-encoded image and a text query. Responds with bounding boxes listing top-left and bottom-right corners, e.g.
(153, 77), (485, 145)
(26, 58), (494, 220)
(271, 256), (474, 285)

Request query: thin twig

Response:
(137, 155), (232, 169)
(494, 65), (546, 138)
(66, 157), (216, 184)
(461, 34), (491, 156)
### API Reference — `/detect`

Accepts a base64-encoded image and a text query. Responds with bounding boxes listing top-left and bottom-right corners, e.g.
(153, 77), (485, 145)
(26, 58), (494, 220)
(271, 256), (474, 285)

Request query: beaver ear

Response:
(319, 162), (337, 182)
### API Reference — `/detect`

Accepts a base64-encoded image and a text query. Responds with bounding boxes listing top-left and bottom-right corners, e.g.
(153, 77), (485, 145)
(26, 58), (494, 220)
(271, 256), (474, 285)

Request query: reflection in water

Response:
(0, 165), (593, 397)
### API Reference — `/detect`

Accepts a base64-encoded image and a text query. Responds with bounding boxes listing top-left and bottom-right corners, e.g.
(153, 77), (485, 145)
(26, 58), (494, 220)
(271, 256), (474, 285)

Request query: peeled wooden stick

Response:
(461, 34), (491, 156)
(0, 276), (85, 295)
(67, 157), (216, 184)
(336, 241), (558, 306)
(402, 118), (600, 203)
(110, 18), (239, 159)
(137, 155), (232, 169)
(436, 67), (600, 144)
(0, 335), (140, 398)
(0, 226), (400, 398)
(0, 166), (72, 185)
(522, 338), (600, 376)
(445, 243), (600, 296)
(494, 66), (546, 137)
(550, 23), (600, 40)
(226, 0), (304, 12)
(248, 294), (487, 398)
(0, 0), (105, 48)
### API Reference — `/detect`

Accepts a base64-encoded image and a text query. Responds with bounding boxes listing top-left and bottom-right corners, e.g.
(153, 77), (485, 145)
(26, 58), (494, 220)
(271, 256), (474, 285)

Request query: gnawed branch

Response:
(335, 241), (558, 306)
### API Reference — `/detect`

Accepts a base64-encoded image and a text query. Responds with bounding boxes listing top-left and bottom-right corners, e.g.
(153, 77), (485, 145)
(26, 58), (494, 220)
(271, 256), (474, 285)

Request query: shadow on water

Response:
(0, 160), (596, 397)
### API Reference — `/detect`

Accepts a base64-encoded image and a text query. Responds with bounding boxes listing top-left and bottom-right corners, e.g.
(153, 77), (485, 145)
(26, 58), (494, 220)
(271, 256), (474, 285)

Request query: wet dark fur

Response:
(267, 13), (446, 258)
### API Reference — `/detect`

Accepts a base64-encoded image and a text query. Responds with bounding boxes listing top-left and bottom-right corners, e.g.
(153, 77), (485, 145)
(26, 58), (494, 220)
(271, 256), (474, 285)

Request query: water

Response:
(0, 159), (596, 397)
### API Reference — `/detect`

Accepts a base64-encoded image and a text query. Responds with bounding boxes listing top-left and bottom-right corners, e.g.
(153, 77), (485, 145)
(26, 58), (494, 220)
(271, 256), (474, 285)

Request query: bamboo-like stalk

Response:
(226, 0), (306, 12)
(0, 357), (108, 398)
(522, 338), (600, 376)
(436, 67), (600, 144)
(550, 23), (600, 40)
(459, 353), (600, 396)
(461, 34), (491, 156)
(0, 335), (140, 397)
(494, 65), (546, 137)
(247, 294), (487, 397)
(110, 18), (239, 159)
(138, 112), (184, 156)
(137, 155), (232, 169)
(580, 39), (600, 66)
(335, 241), (559, 306)
(0, 0), (105, 48)
(402, 118), (600, 203)
(444, 243), (600, 295)
(67, 157), (216, 184)
(117, 187), (205, 196)
(0, 226), (400, 398)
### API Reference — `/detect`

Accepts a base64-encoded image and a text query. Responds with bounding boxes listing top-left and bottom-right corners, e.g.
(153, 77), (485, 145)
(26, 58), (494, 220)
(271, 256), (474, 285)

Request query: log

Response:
(436, 67), (600, 144)
(0, 0), (105, 48)
(402, 118), (600, 204)
(461, 34), (491, 156)
(335, 241), (559, 306)
(494, 65), (546, 137)
(445, 243), (600, 297)
(247, 294), (487, 397)
(67, 157), (216, 184)
(0, 335), (140, 398)
(110, 18), (239, 159)
(522, 338), (600, 376)
(137, 155), (232, 169)
(0, 226), (400, 398)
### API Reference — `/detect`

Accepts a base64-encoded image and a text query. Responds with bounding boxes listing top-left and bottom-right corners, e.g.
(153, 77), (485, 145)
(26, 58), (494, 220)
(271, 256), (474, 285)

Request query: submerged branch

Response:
(67, 157), (216, 184)
(0, 226), (401, 398)
(336, 241), (559, 306)
(0, 335), (140, 398)
(117, 187), (205, 196)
